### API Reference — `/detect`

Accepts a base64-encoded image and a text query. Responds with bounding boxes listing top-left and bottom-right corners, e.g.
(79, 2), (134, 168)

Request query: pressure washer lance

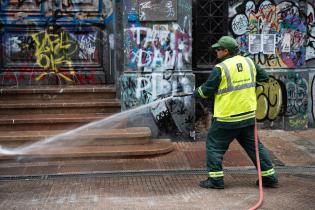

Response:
(172, 92), (194, 97)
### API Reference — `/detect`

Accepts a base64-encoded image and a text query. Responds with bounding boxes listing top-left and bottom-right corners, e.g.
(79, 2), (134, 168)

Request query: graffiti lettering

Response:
(252, 53), (281, 67)
(32, 30), (77, 81)
(78, 32), (97, 60)
(256, 77), (284, 121)
(288, 114), (308, 129)
(135, 72), (192, 100)
(286, 74), (308, 116)
(124, 24), (192, 71)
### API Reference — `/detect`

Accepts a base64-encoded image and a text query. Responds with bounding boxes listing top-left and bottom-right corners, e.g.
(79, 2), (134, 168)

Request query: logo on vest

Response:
(236, 63), (243, 72)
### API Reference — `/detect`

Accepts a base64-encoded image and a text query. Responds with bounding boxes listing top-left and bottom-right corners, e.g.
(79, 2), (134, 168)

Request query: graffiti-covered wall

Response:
(307, 1), (315, 66)
(120, 0), (195, 138)
(256, 70), (309, 130)
(229, 0), (307, 68)
(228, 0), (315, 129)
(309, 70), (315, 125)
(0, 0), (115, 86)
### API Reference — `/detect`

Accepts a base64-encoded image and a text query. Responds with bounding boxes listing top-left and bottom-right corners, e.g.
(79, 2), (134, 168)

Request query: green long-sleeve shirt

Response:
(195, 55), (269, 129)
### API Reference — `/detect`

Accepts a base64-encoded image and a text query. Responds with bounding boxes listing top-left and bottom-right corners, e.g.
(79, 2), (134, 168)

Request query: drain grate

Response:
(0, 165), (314, 181)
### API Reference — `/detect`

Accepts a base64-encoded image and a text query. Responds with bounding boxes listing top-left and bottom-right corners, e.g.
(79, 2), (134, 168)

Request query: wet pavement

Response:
(0, 128), (315, 209)
(0, 172), (314, 210)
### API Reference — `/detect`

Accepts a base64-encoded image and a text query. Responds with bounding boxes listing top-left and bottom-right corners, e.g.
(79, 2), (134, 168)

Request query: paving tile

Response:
(0, 128), (315, 176)
(0, 173), (314, 210)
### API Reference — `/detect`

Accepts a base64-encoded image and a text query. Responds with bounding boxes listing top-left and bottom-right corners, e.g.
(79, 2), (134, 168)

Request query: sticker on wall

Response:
(249, 34), (262, 54)
(263, 34), (276, 54)
(231, 14), (248, 36)
(281, 33), (291, 52)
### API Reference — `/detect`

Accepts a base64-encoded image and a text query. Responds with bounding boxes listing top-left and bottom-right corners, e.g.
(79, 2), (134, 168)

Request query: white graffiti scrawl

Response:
(124, 23), (192, 71)
(78, 32), (97, 60)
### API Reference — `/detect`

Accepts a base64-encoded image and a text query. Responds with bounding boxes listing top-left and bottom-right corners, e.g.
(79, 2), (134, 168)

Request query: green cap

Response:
(211, 36), (239, 51)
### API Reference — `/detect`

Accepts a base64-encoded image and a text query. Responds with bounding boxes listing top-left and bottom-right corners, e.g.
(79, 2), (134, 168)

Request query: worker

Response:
(194, 36), (278, 189)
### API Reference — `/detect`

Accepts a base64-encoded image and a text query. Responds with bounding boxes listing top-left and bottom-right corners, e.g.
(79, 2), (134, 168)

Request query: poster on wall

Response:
(263, 34), (276, 54)
(249, 34), (262, 54)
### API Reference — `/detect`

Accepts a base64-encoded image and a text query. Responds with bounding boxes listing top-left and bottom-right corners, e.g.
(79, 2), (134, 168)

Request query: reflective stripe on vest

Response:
(209, 171), (224, 178)
(216, 57), (256, 95)
(216, 111), (256, 122)
(261, 168), (275, 177)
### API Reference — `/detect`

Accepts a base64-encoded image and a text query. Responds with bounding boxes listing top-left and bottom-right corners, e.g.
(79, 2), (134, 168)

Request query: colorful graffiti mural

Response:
(229, 0), (307, 68)
(256, 72), (309, 130)
(121, 0), (194, 138)
(0, 0), (114, 85)
(123, 0), (192, 72)
(227, 0), (315, 129)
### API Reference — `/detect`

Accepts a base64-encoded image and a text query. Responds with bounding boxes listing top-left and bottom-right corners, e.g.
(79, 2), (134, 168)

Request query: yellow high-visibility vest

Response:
(214, 55), (257, 122)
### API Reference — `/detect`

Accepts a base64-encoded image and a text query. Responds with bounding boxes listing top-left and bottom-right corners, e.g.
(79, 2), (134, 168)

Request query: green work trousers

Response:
(206, 123), (276, 180)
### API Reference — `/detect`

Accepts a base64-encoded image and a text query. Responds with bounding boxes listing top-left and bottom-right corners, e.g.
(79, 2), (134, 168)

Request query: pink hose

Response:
(249, 122), (264, 210)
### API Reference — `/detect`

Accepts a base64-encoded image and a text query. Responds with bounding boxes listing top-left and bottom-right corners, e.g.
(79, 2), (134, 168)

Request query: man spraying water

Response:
(194, 36), (278, 189)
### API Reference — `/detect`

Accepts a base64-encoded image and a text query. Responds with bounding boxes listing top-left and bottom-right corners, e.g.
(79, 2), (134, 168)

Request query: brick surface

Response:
(1, 129), (315, 177)
(0, 173), (314, 210)
(0, 120), (315, 209)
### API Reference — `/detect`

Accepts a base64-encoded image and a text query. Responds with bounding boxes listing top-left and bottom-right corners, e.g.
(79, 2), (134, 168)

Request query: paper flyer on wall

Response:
(248, 34), (262, 54)
(262, 34), (276, 54)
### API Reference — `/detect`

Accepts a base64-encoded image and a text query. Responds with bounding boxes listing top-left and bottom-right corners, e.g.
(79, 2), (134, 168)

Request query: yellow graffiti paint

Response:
(256, 77), (282, 121)
(32, 30), (77, 81)
(288, 114), (308, 129)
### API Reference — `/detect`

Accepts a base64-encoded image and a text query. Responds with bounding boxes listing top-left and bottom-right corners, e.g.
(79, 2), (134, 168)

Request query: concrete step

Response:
(0, 99), (121, 115)
(0, 85), (175, 161)
(0, 127), (151, 146)
(0, 85), (117, 101)
(0, 113), (119, 131)
(0, 140), (174, 160)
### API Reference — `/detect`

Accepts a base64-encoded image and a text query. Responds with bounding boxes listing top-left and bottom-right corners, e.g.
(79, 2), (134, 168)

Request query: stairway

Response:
(0, 85), (174, 161)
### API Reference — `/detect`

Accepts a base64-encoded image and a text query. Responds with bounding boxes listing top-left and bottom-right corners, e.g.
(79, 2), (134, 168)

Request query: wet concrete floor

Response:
(0, 129), (315, 209)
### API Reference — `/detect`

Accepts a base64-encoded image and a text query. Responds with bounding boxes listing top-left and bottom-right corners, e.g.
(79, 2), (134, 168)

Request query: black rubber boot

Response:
(256, 179), (279, 188)
(199, 177), (224, 189)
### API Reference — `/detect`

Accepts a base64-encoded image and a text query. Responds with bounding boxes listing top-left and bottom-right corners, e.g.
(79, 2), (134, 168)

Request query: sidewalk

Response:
(0, 129), (314, 176)
(0, 128), (314, 209)
(0, 172), (314, 210)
